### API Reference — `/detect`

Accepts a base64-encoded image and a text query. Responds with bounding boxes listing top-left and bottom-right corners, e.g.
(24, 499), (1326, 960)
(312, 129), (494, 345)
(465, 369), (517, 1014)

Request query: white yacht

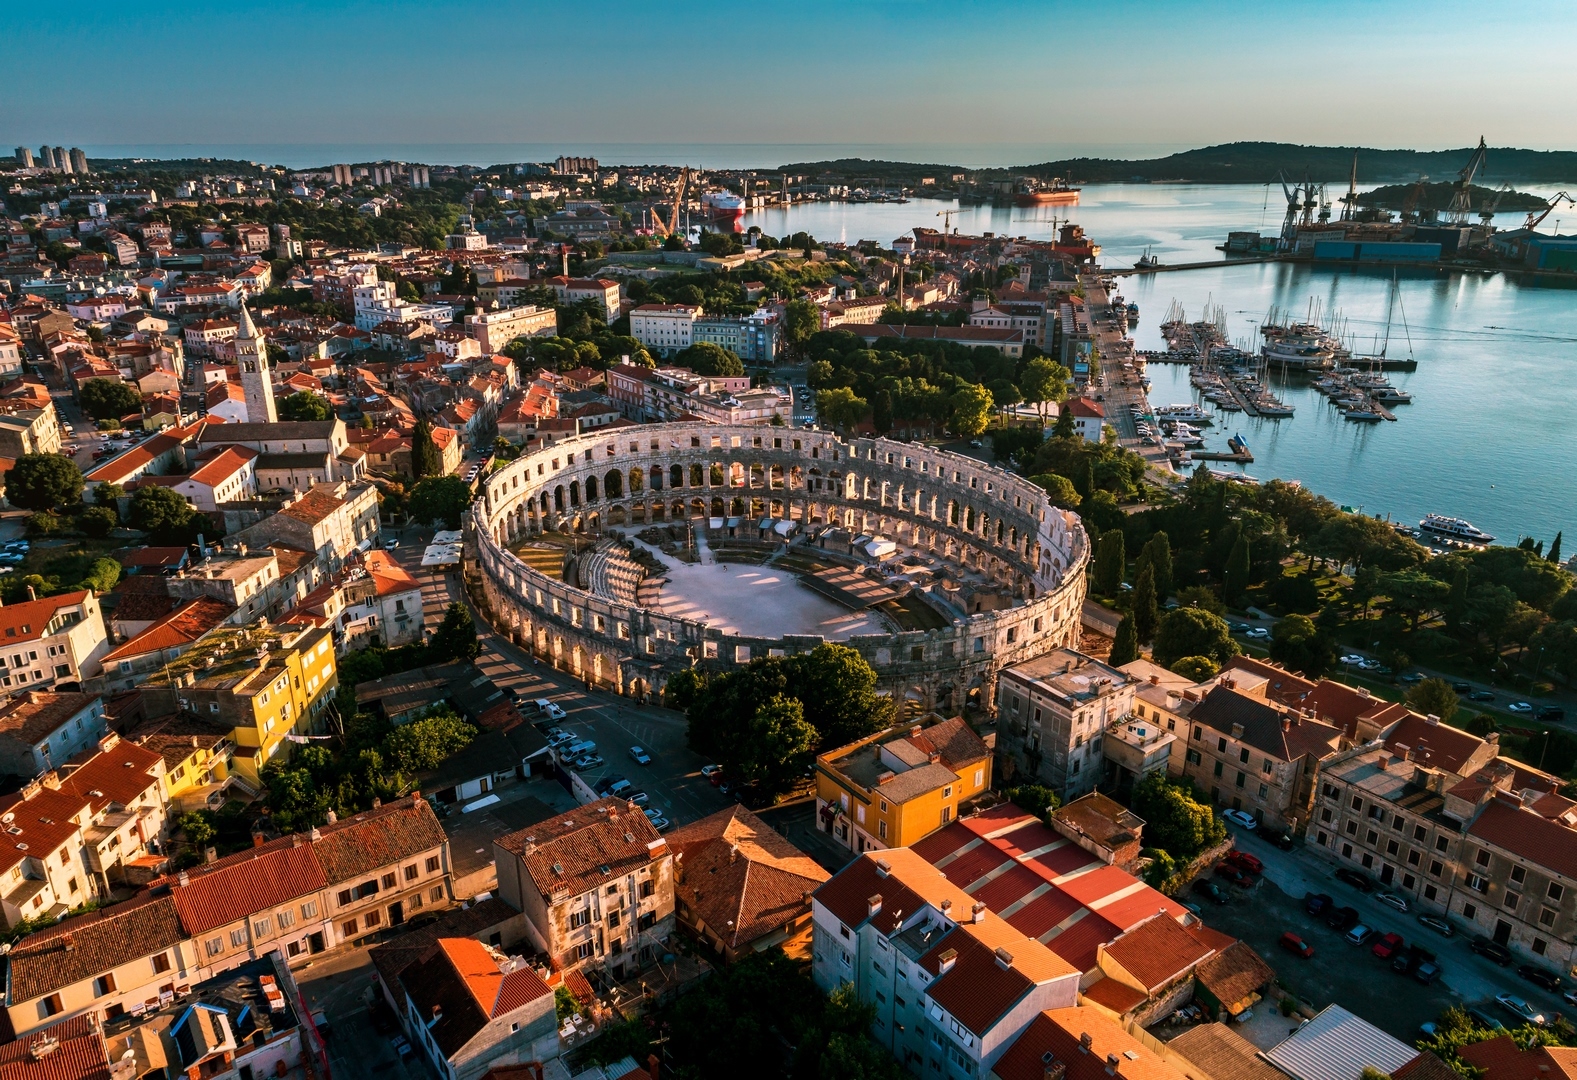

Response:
(1154, 403), (1212, 423)
(1420, 514), (1495, 544)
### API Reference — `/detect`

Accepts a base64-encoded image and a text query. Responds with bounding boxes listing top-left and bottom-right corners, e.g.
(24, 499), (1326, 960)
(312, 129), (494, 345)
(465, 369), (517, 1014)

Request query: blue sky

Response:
(6, 1), (1575, 162)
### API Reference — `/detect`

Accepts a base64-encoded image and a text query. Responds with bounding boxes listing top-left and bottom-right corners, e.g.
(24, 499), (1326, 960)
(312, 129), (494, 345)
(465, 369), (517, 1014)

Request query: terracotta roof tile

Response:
(1100, 913), (1215, 993)
(58, 738), (163, 813)
(309, 796), (447, 884)
(399, 938), (551, 1058)
(103, 597), (235, 662)
(0, 1012), (112, 1080)
(994, 1008), (1187, 1080)
(495, 797), (667, 902)
(1079, 975), (1150, 1015)
(6, 894), (184, 1003)
(0, 592), (91, 645)
(0, 693), (99, 747)
(1468, 798), (1577, 881)
(166, 842), (327, 935)
(1193, 941), (1274, 1014)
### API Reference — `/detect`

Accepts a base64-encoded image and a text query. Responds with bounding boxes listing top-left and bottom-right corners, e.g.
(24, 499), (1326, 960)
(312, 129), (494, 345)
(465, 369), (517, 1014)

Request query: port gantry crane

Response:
(1446, 137), (1489, 225)
(1276, 172), (1303, 251)
(1339, 153), (1360, 222)
(1478, 182), (1513, 226)
(1526, 191), (1575, 232)
(650, 166), (691, 238)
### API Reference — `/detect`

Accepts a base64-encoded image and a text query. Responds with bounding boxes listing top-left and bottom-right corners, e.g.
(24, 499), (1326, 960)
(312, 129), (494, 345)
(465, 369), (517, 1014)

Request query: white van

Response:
(561, 740), (597, 758)
(535, 699), (567, 720)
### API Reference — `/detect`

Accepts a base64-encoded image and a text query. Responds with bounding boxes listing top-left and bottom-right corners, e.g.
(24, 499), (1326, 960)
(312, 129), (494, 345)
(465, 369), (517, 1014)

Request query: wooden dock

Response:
(1114, 254), (1288, 276)
(1193, 449), (1255, 464)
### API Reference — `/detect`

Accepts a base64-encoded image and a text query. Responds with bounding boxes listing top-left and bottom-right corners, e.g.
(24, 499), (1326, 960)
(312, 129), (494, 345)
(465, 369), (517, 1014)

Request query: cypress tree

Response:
(1076, 458), (1096, 499)
(1133, 561), (1160, 643)
(1223, 534), (1251, 608)
(1093, 529), (1125, 596)
(1549, 532), (1564, 564)
(1446, 565), (1470, 632)
(1142, 531), (1174, 601)
(1109, 615), (1139, 667)
(412, 418), (443, 479)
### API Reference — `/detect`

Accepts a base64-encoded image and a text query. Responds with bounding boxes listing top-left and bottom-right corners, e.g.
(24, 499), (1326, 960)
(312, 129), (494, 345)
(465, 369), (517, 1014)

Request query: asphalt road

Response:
(1223, 824), (1574, 1032)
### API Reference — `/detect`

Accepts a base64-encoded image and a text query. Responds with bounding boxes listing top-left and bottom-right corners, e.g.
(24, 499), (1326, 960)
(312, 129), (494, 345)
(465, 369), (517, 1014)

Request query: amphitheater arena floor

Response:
(647, 560), (895, 641)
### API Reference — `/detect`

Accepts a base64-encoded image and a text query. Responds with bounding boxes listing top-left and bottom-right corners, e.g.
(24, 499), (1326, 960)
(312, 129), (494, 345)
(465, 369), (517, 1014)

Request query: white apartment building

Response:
(464, 305), (558, 354)
(0, 591), (112, 694)
(352, 281), (454, 332)
(629, 304), (700, 356)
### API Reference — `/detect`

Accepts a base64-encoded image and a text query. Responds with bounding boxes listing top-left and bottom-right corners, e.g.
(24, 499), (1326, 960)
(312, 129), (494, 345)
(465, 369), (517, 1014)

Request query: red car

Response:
(1225, 850), (1265, 874)
(1371, 932), (1404, 960)
(1214, 863), (1255, 888)
(1280, 932), (1315, 958)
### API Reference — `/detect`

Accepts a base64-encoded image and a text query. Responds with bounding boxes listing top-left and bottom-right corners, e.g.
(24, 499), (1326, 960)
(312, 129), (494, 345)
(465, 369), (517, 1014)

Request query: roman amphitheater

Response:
(470, 422), (1088, 716)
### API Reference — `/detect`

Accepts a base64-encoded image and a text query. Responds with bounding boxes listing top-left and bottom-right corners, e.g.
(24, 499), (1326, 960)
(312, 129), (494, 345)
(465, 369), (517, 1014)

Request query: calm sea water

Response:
(746, 186), (1577, 547)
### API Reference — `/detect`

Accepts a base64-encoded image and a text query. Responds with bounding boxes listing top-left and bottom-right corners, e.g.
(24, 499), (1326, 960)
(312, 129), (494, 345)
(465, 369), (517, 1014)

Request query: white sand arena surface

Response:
(651, 562), (895, 640)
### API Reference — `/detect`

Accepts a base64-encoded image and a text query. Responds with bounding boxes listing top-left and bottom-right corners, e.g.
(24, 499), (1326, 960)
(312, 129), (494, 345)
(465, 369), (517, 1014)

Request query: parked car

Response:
(1451, 682), (1473, 693)
(1414, 962), (1441, 985)
(1400, 673), (1425, 684)
(1245, 628), (1271, 640)
(1416, 914), (1456, 937)
(628, 746), (652, 765)
(1266, 830), (1297, 851)
(1226, 850), (1264, 874)
(1305, 892), (1334, 915)
(1325, 906), (1361, 932)
(1472, 937), (1514, 966)
(1280, 932), (1315, 959)
(1375, 891), (1410, 913)
(1508, 702), (1535, 714)
(383, 538), (400, 549)
(647, 816), (670, 831)
(1335, 868), (1375, 892)
(642, 807), (666, 824)
(627, 791), (649, 805)
(1563, 988), (1577, 1008)
(572, 754), (605, 770)
(1371, 932), (1404, 960)
(1345, 924), (1376, 946)
(1214, 863), (1255, 888)
(1192, 879), (1229, 905)
(1518, 964), (1563, 992)
(1470, 690), (1496, 702)
(1537, 706), (1566, 722)
(1392, 944), (1436, 975)
(1466, 1007), (1508, 1032)
(1222, 809), (1258, 830)
(1496, 994), (1546, 1027)
(535, 699), (567, 720)
(701, 764), (723, 779)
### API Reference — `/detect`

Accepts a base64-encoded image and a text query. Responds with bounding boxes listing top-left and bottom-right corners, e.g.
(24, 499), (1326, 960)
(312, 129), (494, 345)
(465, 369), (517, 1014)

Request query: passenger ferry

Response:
(1419, 514), (1495, 544)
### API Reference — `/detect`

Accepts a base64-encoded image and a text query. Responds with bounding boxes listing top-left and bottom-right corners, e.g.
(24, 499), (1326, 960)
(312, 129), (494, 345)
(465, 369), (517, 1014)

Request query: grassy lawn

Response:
(16, 537), (124, 588)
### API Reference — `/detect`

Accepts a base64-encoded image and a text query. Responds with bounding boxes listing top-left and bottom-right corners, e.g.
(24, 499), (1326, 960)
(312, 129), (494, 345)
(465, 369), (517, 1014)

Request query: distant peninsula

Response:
(780, 142), (1577, 186)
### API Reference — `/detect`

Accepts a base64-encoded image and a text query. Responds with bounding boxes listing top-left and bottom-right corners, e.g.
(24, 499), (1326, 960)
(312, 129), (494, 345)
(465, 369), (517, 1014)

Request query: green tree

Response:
(411, 418), (443, 479)
(1019, 357), (1071, 423)
(408, 475), (472, 528)
(1268, 613), (1337, 678)
(815, 387), (868, 433)
(1053, 405), (1076, 439)
(1002, 784), (1061, 821)
(792, 642), (894, 749)
(179, 812), (217, 848)
(93, 481), (124, 507)
(662, 668), (707, 711)
(1153, 607), (1239, 668)
(870, 388), (894, 434)
(1549, 532), (1564, 564)
(3, 454), (84, 511)
(80, 557), (121, 595)
(674, 341), (745, 377)
(1109, 614), (1139, 667)
(1171, 656), (1220, 682)
(1382, 569), (1453, 631)
(278, 391), (331, 422)
(1131, 773), (1225, 860)
(1223, 534), (1251, 606)
(783, 299), (820, 358)
(385, 707), (476, 774)
(1445, 565), (1471, 632)
(428, 602), (480, 662)
(1177, 585), (1227, 616)
(948, 382), (995, 438)
(1140, 532), (1174, 602)
(1028, 472), (1080, 509)
(734, 695), (818, 795)
(1092, 529), (1125, 596)
(1405, 677), (1460, 724)
(77, 505), (117, 538)
(1132, 562), (1160, 643)
(129, 484), (201, 544)
(79, 378), (142, 421)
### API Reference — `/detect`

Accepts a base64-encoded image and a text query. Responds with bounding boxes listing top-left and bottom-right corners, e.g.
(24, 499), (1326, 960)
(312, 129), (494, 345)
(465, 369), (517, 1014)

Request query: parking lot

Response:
(1203, 825), (1576, 1041)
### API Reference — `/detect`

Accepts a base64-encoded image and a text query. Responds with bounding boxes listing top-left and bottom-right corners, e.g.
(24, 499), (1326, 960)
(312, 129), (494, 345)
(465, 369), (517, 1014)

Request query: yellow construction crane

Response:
(937, 207), (961, 232)
(652, 166), (691, 238)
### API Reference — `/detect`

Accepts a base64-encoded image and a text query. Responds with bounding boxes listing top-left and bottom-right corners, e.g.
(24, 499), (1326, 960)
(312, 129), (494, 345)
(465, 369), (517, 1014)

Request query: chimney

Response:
(994, 946), (1014, 970)
(1107, 1053), (1121, 1076)
(252, 831), (265, 848)
(1079, 1033), (1094, 1054)
(937, 948), (958, 974)
(427, 1005), (442, 1028)
(1045, 1062), (1067, 1080)
(62, 933), (75, 952)
(867, 894), (883, 917)
(292, 834), (302, 847)
(971, 901), (986, 924)
(1149, 675), (1160, 685)
(326, 809), (337, 824)
(26, 586), (36, 602)
(309, 827), (322, 842)
(1426, 714), (1440, 726)
(940, 898), (953, 916)
(875, 858), (891, 878)
(178, 871), (190, 887)
(204, 847), (217, 864)
(372, 797), (381, 809)
(1230, 723), (1245, 740)
(729, 844), (739, 864)
(649, 1055), (661, 1080)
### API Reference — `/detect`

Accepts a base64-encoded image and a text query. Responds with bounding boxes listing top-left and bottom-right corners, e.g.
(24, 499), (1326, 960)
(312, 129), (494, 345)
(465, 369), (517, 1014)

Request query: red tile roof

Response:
(1080, 976), (1149, 1015)
(167, 841), (327, 934)
(0, 784), (94, 878)
(1100, 913), (1215, 993)
(0, 1012), (113, 1080)
(918, 924), (1037, 1037)
(103, 596), (235, 662)
(5, 894), (184, 1003)
(994, 1008), (1186, 1080)
(0, 592), (91, 644)
(1468, 797), (1577, 881)
(399, 938), (552, 1058)
(0, 693), (99, 747)
(58, 737), (163, 814)
(188, 445), (257, 487)
(494, 797), (666, 902)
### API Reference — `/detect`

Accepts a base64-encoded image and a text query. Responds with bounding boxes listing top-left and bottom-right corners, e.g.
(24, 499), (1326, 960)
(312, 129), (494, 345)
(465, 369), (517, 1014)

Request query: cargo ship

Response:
(1013, 178), (1080, 206)
(701, 189), (746, 225)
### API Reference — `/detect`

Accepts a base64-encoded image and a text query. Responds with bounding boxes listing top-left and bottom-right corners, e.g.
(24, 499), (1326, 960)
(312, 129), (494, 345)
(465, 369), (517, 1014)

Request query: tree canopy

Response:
(3, 454), (83, 511)
(674, 341), (745, 378)
(408, 475), (472, 529)
(279, 390), (331, 422)
(1153, 607), (1239, 669)
(1132, 773), (1225, 860)
(79, 378), (142, 421)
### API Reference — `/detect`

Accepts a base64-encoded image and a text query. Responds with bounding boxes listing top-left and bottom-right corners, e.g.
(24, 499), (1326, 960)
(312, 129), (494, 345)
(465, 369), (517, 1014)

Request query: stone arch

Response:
(689, 463), (704, 487)
(569, 480), (581, 507)
(627, 467), (643, 494)
(603, 469), (623, 499)
(554, 485), (565, 512)
(584, 475), (598, 502)
(671, 464), (685, 488)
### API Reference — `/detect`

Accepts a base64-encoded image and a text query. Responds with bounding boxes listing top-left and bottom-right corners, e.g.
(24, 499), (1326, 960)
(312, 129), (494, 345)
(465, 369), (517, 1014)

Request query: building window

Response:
(1430, 860), (1444, 878)
(1424, 884), (1438, 901)
(93, 973), (116, 996)
(1238, 747), (1249, 764)
(151, 952), (171, 974)
(1511, 865), (1526, 885)
(1534, 939), (1548, 956)
(1504, 892), (1521, 911)
(1213, 761), (1224, 778)
(1351, 796), (1363, 811)
(1436, 836), (1449, 853)
(570, 909), (591, 929)
(1367, 830), (1379, 845)
(879, 821), (888, 840)
(1408, 850), (1421, 867)
(641, 880), (655, 898)
(1186, 749), (1201, 765)
(364, 910), (380, 928)
(342, 919), (358, 937)
(426, 856), (441, 873)
(1467, 875), (1488, 893)
(430, 886), (444, 902)
(253, 917), (272, 937)
(206, 937), (224, 957)
(39, 994), (62, 1018)
(1218, 738), (1228, 753)
(382, 872), (397, 889)
(302, 901), (318, 918)
(1258, 784), (1269, 799)
(231, 929), (246, 948)
(1387, 840), (1399, 856)
(337, 889), (353, 905)
(575, 942), (594, 961)
(1321, 808), (1333, 823)
(1549, 883), (1565, 902)
(1475, 848), (1491, 868)
(1540, 907), (1557, 928)
(1462, 902), (1477, 920)
(405, 865), (419, 882)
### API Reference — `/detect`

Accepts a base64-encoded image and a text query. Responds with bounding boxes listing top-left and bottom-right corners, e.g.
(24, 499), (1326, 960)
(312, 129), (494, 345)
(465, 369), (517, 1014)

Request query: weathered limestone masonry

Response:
(471, 423), (1088, 713)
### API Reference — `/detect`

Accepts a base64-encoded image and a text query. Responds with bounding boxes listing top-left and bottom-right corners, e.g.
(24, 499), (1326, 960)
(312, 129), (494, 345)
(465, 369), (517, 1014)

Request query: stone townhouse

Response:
(0, 692), (109, 778)
(1312, 712), (1577, 970)
(396, 938), (557, 1080)
(1173, 683), (1344, 831)
(0, 794), (452, 1040)
(493, 797), (674, 982)
(996, 650), (1135, 802)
